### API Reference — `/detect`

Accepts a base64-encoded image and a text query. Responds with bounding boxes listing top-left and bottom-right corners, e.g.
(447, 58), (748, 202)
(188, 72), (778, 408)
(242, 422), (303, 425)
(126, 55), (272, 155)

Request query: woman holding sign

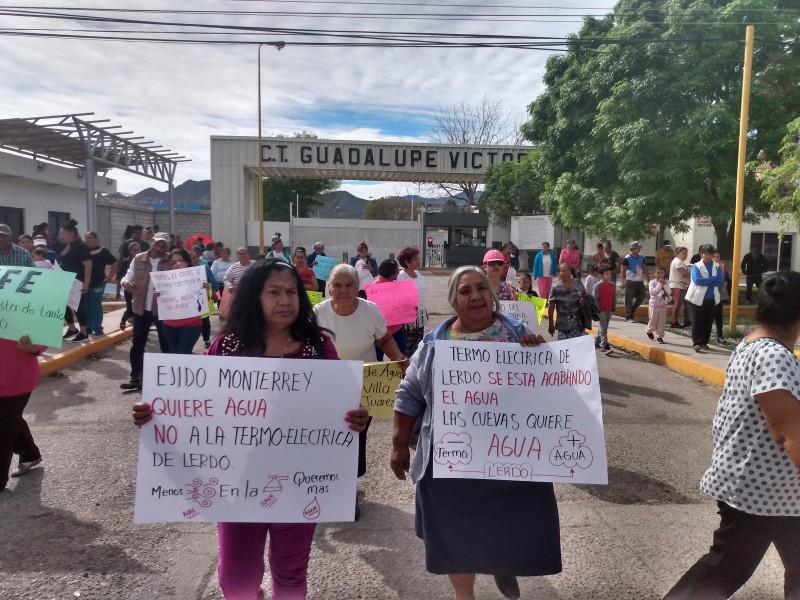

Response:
(0, 334), (45, 492)
(392, 265), (560, 600)
(156, 249), (204, 354)
(315, 263), (407, 517)
(134, 260), (369, 600)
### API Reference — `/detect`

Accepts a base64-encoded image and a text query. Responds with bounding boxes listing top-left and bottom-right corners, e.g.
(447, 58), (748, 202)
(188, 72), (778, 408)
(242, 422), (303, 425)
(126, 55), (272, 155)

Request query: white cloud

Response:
(0, 1), (606, 194)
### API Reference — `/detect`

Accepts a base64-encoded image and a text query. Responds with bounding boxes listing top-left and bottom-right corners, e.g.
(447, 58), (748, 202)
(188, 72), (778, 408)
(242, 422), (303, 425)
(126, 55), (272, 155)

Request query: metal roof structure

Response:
(0, 113), (190, 231)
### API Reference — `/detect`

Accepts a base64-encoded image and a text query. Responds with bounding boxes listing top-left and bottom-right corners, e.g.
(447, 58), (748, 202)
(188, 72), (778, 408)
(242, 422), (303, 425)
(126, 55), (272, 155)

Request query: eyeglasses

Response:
(486, 261), (504, 267)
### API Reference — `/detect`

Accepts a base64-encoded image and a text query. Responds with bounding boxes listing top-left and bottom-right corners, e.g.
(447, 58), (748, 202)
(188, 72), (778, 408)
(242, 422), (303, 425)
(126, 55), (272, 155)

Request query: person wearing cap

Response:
(307, 242), (328, 293)
(32, 236), (60, 265)
(532, 241), (558, 300)
(655, 240), (675, 272)
(0, 224), (34, 267)
(483, 249), (517, 300)
(620, 241), (650, 322)
(119, 232), (171, 390)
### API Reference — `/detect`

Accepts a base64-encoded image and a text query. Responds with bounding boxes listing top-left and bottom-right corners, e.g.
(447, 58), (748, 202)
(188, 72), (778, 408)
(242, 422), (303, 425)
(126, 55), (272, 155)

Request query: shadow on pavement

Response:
(0, 469), (152, 576)
(576, 466), (699, 505)
(599, 377), (689, 405)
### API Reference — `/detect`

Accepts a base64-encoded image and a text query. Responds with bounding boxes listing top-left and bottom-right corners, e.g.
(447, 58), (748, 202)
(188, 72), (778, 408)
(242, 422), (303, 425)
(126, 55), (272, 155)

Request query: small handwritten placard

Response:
(363, 280), (418, 326)
(312, 256), (339, 281)
(361, 361), (403, 418)
(499, 301), (540, 333)
(151, 267), (208, 320)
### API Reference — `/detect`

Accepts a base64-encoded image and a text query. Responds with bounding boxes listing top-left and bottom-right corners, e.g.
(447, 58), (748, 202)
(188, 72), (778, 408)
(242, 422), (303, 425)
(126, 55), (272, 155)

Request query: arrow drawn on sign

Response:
(447, 465), (484, 474)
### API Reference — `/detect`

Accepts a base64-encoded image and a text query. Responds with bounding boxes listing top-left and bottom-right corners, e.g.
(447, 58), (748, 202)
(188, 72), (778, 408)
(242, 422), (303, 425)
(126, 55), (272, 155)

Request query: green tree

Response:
(262, 132), (340, 221)
(760, 117), (800, 225)
(523, 0), (800, 256)
(481, 148), (546, 226)
(364, 196), (413, 220)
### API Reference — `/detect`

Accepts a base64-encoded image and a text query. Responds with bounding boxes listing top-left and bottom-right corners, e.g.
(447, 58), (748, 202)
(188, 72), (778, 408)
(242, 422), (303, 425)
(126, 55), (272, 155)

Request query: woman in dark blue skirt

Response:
(392, 266), (562, 600)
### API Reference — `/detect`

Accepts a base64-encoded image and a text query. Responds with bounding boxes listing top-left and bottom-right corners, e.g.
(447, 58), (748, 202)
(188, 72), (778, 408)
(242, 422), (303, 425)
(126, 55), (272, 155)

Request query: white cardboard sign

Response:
(151, 266), (208, 320)
(433, 336), (607, 484)
(499, 300), (540, 333)
(134, 353), (363, 523)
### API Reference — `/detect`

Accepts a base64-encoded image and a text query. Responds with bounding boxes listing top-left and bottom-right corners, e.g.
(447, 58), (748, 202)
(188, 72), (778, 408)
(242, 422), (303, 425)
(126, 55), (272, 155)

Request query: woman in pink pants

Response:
(134, 261), (369, 599)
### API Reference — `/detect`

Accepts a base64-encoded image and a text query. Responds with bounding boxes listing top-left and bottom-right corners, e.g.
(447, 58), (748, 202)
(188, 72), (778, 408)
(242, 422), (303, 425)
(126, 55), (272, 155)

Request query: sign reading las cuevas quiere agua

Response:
(0, 266), (76, 348)
(433, 336), (608, 485)
(134, 354), (363, 523)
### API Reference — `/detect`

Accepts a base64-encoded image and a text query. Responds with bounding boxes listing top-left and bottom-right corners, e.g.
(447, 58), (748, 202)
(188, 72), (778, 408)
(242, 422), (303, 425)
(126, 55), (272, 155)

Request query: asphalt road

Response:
(0, 274), (787, 599)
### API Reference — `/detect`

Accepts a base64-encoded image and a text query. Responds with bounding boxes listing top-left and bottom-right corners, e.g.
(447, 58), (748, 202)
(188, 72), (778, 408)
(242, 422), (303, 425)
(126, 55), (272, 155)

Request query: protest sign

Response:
(361, 361), (403, 418)
(67, 279), (82, 312)
(499, 301), (540, 333)
(312, 256), (339, 281)
(151, 266), (208, 320)
(517, 293), (547, 324)
(307, 290), (323, 306)
(433, 335), (607, 484)
(0, 266), (75, 347)
(134, 353), (363, 523)
(363, 280), (418, 326)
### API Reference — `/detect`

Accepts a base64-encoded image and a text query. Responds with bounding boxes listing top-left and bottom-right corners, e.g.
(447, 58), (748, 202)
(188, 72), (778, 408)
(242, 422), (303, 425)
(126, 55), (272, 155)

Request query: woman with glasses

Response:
(482, 249), (517, 300)
(156, 249), (205, 354)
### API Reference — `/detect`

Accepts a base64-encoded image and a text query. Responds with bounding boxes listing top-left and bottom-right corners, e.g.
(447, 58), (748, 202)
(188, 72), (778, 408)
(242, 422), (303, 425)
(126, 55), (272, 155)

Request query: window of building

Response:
(452, 227), (486, 248)
(0, 206), (24, 240)
(48, 211), (71, 254)
(750, 232), (792, 271)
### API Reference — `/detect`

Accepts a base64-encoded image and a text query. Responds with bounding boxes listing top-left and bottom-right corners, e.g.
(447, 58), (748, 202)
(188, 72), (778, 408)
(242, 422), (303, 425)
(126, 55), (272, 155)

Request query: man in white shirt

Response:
(119, 232), (171, 390)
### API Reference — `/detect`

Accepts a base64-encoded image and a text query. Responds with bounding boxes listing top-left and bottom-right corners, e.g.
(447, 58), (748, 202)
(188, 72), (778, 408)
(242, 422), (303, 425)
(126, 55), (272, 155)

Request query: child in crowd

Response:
(646, 267), (671, 343)
(517, 272), (538, 297)
(593, 266), (616, 354)
(584, 265), (600, 294)
(32, 247), (59, 269)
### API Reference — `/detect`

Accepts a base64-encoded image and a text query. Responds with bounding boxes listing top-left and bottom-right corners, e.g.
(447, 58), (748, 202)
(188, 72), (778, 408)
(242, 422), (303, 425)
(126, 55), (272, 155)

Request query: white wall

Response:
(246, 217), (423, 264)
(0, 151), (116, 236)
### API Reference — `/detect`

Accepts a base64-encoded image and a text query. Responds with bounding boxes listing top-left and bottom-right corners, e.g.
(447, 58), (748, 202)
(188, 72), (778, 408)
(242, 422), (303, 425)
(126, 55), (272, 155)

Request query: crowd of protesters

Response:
(4, 220), (799, 600)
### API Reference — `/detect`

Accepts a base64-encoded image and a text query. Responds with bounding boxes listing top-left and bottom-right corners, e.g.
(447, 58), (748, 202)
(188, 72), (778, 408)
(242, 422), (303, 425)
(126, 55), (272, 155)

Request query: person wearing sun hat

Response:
(482, 248), (517, 300)
(119, 231), (172, 390)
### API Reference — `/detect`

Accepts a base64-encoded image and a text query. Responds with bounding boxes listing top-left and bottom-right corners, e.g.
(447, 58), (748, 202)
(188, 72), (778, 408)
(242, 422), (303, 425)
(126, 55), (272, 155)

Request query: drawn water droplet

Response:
(303, 496), (321, 520)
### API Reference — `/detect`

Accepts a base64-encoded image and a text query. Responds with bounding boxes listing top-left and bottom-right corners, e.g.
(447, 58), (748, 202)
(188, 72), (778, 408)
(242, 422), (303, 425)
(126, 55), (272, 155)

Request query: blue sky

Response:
(0, 1), (609, 199)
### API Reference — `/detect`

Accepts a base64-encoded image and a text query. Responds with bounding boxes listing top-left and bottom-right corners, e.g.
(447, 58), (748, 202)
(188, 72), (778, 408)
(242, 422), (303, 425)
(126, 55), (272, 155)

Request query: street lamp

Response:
(257, 41), (286, 255)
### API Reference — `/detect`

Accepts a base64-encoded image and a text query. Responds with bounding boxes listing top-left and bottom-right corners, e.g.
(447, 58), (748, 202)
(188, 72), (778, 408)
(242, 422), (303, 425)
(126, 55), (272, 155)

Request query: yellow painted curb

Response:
(603, 330), (727, 387)
(39, 328), (133, 376)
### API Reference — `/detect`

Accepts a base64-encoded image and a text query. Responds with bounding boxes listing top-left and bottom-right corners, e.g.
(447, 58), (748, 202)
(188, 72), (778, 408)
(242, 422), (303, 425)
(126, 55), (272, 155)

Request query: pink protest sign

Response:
(363, 280), (418, 326)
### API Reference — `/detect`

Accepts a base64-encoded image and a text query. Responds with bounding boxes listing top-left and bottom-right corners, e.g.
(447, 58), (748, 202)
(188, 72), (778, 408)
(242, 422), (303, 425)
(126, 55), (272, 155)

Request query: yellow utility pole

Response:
(729, 24), (754, 331)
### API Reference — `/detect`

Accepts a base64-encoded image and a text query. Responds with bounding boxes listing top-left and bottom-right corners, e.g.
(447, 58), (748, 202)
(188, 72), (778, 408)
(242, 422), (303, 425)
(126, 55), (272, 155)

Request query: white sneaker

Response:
(11, 458), (42, 477)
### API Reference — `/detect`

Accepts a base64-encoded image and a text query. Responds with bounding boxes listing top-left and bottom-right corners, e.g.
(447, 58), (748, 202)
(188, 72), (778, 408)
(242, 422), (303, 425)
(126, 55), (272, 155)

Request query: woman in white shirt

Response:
(314, 264), (407, 517)
(668, 246), (691, 328)
(397, 246), (427, 358)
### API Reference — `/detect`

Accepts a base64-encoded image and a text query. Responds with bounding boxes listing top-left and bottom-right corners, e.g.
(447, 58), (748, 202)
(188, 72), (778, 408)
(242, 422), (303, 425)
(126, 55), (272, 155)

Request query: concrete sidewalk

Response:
(39, 304), (132, 376)
(600, 314), (732, 387)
